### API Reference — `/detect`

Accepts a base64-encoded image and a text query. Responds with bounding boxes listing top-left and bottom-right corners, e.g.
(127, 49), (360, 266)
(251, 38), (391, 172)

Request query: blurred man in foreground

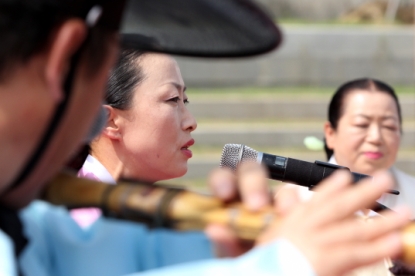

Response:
(0, 1), (411, 276)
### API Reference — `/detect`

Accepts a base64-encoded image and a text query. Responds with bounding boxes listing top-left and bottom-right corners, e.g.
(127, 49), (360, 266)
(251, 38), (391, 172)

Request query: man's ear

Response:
(45, 19), (87, 103)
(324, 121), (336, 150)
(102, 105), (122, 140)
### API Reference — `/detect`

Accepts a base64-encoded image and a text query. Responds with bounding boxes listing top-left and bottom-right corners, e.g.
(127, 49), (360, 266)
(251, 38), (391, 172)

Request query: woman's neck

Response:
(90, 138), (124, 181)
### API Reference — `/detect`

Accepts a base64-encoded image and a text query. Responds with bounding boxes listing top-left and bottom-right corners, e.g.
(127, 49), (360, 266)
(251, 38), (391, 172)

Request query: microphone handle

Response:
(259, 153), (398, 195)
(261, 152), (367, 186)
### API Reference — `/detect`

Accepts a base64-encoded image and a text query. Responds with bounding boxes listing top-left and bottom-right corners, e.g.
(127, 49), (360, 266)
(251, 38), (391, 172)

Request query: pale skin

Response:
(273, 170), (410, 276)
(212, 164), (411, 276)
(279, 89), (402, 219)
(90, 53), (266, 256)
(325, 89), (401, 175)
(0, 19), (411, 276)
(91, 53), (197, 183)
(270, 88), (407, 272)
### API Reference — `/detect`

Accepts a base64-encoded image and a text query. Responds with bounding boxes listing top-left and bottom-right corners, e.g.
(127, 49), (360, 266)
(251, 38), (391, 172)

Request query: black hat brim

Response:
(119, 0), (282, 57)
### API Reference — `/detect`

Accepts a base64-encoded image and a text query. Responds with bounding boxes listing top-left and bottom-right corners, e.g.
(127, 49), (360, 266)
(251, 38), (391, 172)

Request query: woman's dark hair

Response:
(324, 78), (402, 160)
(105, 49), (146, 110)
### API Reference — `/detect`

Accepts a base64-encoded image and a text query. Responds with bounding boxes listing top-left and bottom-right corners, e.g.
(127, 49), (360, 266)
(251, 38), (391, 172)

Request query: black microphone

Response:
(220, 144), (399, 196)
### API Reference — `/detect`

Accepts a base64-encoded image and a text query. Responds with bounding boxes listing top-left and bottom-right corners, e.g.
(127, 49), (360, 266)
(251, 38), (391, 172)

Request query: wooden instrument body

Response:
(44, 172), (275, 240)
(44, 171), (415, 265)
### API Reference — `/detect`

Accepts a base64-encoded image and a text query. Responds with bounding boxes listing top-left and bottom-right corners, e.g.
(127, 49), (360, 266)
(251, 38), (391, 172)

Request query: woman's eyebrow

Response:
(353, 114), (399, 121)
(353, 114), (371, 120)
(168, 82), (186, 93)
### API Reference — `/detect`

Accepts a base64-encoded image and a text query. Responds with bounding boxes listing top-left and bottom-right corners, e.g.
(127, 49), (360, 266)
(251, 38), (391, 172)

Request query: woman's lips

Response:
(181, 148), (193, 158)
(181, 139), (194, 158)
(364, 152), (383, 160)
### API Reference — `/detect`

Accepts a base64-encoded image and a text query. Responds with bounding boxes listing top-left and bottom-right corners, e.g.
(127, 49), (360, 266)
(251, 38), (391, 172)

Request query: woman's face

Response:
(325, 90), (401, 175)
(117, 53), (197, 182)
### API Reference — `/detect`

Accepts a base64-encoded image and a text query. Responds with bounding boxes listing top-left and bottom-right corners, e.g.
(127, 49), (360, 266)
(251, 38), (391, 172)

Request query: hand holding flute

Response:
(44, 164), (414, 276)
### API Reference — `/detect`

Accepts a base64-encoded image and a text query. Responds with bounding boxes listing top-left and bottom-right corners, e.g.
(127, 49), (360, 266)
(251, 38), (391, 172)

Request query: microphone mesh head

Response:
(220, 144), (258, 171)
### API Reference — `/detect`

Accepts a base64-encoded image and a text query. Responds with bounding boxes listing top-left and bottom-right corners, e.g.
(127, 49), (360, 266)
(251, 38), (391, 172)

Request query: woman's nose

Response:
(183, 107), (197, 132)
(366, 124), (382, 144)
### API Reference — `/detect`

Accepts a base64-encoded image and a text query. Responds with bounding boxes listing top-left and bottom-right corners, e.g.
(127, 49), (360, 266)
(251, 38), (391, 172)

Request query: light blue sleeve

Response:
(19, 201), (52, 276)
(141, 229), (214, 270)
(19, 201), (214, 276)
(127, 239), (316, 276)
(0, 229), (17, 276)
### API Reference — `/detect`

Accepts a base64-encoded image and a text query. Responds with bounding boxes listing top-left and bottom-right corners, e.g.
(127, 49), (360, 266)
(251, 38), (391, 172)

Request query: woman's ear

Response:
(102, 105), (121, 140)
(324, 121), (336, 150)
(44, 19), (87, 103)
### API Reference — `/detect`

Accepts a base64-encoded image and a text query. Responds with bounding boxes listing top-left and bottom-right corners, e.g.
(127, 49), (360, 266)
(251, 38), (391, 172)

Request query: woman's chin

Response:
(357, 162), (390, 176)
(162, 166), (188, 181)
(175, 167), (188, 178)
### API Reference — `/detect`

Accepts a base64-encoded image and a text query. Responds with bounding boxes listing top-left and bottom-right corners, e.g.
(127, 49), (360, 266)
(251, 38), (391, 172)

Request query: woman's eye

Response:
(355, 124), (369, 128)
(168, 97), (180, 103)
(184, 99), (190, 105)
(384, 125), (398, 131)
